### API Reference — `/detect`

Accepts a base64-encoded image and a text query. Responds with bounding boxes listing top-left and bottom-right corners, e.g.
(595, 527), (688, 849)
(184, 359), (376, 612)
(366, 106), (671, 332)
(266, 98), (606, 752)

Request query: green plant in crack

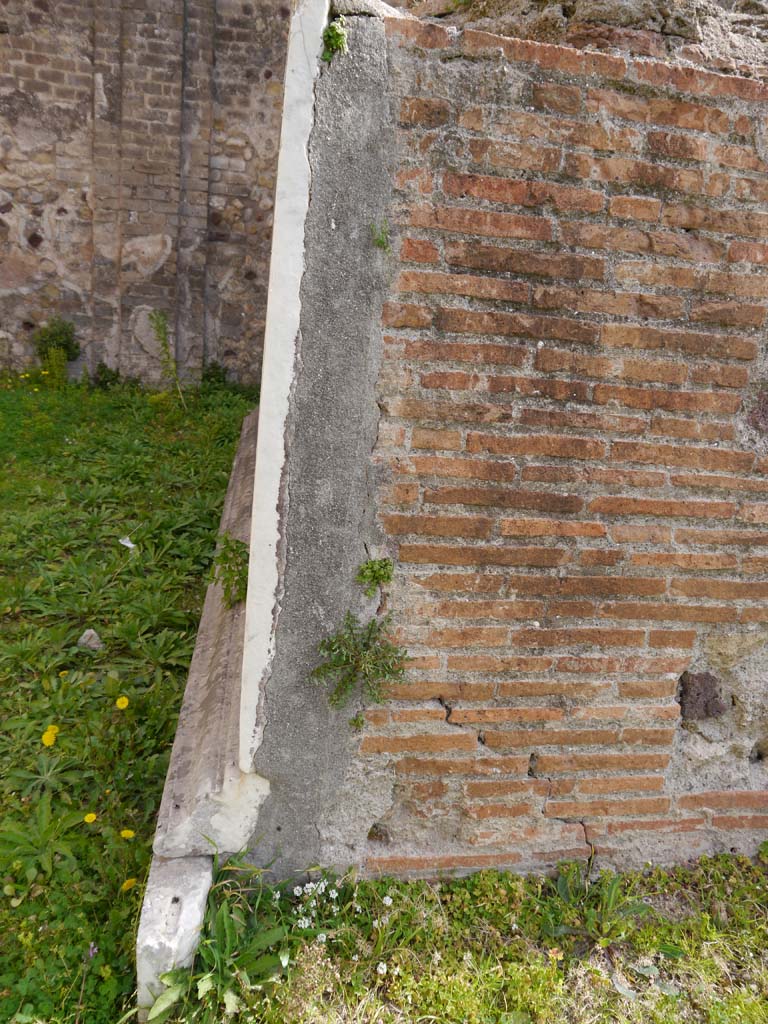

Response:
(211, 533), (249, 609)
(355, 557), (394, 597)
(322, 14), (348, 62)
(149, 308), (187, 410)
(370, 220), (391, 253)
(312, 612), (407, 707)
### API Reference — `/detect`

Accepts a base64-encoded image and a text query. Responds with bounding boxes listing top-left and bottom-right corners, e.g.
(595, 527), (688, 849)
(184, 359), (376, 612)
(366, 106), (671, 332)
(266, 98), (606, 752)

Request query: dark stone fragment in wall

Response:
(27, 232), (43, 249)
(748, 389), (768, 434)
(679, 671), (727, 720)
(368, 822), (391, 844)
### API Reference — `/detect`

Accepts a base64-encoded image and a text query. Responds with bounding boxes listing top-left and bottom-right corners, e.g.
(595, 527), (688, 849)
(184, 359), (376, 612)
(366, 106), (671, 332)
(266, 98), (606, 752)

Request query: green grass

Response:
(0, 374), (255, 1023)
(157, 853), (768, 1024)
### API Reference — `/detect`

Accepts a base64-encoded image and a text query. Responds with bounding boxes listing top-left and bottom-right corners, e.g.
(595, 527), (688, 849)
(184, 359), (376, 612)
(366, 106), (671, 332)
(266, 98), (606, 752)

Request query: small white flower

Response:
(332, 903), (339, 913)
(352, 954), (359, 962)
(463, 951), (472, 964)
(354, 903), (362, 914)
(293, 886), (303, 897)
(382, 914), (390, 925)
(309, 900), (317, 909)
(272, 890), (280, 901)
(316, 933), (327, 944)
(317, 880), (327, 894)
(432, 951), (442, 965)
(297, 916), (310, 929)
(303, 882), (316, 894)
(393, 965), (401, 976)
(372, 918), (380, 928)
(382, 895), (393, 907)
(376, 962), (387, 976)
(329, 889), (338, 899)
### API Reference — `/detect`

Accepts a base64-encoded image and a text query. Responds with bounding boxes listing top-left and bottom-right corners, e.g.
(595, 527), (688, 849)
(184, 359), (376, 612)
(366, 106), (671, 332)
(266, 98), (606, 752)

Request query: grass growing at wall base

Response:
(156, 851), (768, 1024)
(0, 374), (255, 1023)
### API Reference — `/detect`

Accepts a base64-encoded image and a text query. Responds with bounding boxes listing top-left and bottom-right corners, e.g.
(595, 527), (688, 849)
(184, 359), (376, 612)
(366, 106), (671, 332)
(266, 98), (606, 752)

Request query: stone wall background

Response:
(0, 0), (290, 384)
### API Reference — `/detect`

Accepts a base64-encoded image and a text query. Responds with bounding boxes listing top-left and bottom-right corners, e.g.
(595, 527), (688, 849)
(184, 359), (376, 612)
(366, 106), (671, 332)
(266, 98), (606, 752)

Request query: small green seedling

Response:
(149, 308), (187, 410)
(212, 533), (249, 609)
(370, 220), (391, 253)
(322, 15), (348, 62)
(356, 558), (394, 597)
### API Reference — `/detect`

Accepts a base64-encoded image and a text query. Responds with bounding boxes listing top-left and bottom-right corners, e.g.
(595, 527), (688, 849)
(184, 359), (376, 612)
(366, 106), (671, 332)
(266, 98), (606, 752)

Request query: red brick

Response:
(446, 240), (605, 280)
(650, 416), (736, 443)
(739, 502), (768, 524)
(404, 340), (527, 367)
(621, 727), (676, 745)
(367, 852), (522, 873)
(461, 29), (628, 78)
(451, 707), (564, 724)
(585, 88), (730, 133)
(382, 513), (495, 538)
(609, 195), (662, 221)
(384, 681), (495, 701)
(678, 791), (768, 811)
(511, 628), (645, 647)
(618, 680), (678, 698)
(520, 409), (647, 436)
(632, 552), (738, 570)
(443, 171), (604, 214)
(671, 578), (768, 600)
(590, 496), (734, 519)
(690, 364), (750, 389)
(469, 137), (563, 174)
(466, 802), (535, 819)
(676, 527), (768, 547)
(411, 428), (462, 451)
(408, 204), (552, 242)
(536, 752), (670, 773)
(603, 601), (736, 623)
(430, 599), (545, 620)
(400, 96), (451, 127)
(691, 301), (766, 328)
(448, 654), (554, 672)
(425, 485), (583, 514)
(594, 384), (741, 415)
(532, 286), (682, 319)
(484, 728), (620, 749)
(633, 60), (768, 102)
(728, 241), (768, 265)
(601, 323), (757, 362)
(410, 455), (519, 483)
(361, 733), (477, 754)
(399, 544), (569, 567)
(500, 518), (606, 538)
(427, 626), (509, 647)
(531, 82), (582, 114)
(535, 347), (614, 378)
(467, 432), (605, 461)
(611, 441), (753, 474)
(384, 18), (451, 48)
(382, 302), (433, 329)
(437, 307), (598, 344)
(397, 270), (528, 302)
(395, 755), (529, 775)
(401, 238), (439, 263)
(545, 796), (670, 818)
(710, 815), (768, 830)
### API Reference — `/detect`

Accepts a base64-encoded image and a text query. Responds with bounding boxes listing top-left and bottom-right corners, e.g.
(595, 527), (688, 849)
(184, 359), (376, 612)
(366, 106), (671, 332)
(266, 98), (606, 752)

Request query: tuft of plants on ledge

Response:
(154, 850), (768, 1024)
(0, 373), (255, 1023)
(211, 533), (249, 609)
(321, 14), (348, 62)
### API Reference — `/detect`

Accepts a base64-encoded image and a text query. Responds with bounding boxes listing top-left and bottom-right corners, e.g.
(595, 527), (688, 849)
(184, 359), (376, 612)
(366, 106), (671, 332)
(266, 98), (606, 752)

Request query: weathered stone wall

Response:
(0, 0), (290, 383)
(239, 9), (768, 881)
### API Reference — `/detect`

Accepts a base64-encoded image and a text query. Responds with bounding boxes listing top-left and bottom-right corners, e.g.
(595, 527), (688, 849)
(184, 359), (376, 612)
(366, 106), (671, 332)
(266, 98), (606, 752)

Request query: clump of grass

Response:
(0, 374), (254, 1023)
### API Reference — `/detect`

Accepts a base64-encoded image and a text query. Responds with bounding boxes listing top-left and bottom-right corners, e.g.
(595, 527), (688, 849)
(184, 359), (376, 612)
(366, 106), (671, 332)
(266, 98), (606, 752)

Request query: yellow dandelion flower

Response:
(47, 725), (60, 735)
(41, 730), (56, 747)
(120, 829), (135, 840)
(83, 813), (97, 824)
(58, 670), (68, 678)
(115, 696), (129, 710)
(120, 878), (137, 893)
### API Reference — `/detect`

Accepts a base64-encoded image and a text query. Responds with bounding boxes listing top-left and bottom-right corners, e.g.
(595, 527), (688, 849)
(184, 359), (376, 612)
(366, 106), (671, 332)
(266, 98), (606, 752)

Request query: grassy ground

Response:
(159, 853), (768, 1024)
(2, 375), (767, 1024)
(0, 374), (255, 1023)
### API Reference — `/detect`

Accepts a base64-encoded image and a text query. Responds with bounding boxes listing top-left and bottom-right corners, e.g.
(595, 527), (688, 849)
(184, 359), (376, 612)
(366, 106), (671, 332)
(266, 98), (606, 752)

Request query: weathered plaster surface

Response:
(244, 15), (397, 879)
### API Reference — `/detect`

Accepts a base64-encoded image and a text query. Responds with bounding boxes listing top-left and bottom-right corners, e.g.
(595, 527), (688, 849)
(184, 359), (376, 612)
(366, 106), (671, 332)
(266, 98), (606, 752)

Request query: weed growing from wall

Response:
(312, 559), (407, 709)
(32, 316), (80, 363)
(355, 558), (394, 597)
(370, 220), (391, 253)
(212, 533), (249, 609)
(321, 15), (348, 62)
(149, 308), (187, 409)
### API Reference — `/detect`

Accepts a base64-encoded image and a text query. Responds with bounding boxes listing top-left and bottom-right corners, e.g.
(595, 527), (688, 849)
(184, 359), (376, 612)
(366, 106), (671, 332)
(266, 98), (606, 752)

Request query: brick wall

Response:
(0, 0), (289, 383)
(366, 19), (768, 874)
